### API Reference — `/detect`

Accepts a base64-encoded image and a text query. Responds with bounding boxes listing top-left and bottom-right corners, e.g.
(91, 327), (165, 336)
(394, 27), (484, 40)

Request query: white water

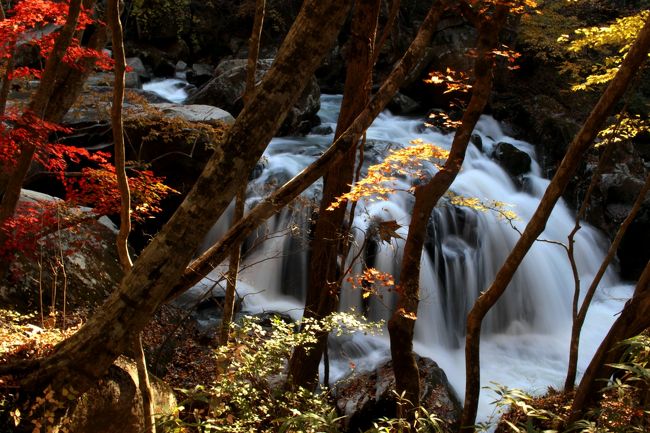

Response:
(145, 83), (631, 424)
(142, 77), (189, 103)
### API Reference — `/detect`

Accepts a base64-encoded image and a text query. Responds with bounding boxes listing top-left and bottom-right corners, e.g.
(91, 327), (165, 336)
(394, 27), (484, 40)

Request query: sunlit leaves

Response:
(596, 114), (649, 148)
(466, 0), (538, 17)
(424, 68), (471, 93)
(560, 11), (649, 54)
(491, 45), (522, 70)
(447, 191), (519, 221)
(164, 313), (380, 432)
(558, 10), (649, 91)
(425, 111), (463, 130)
(328, 139), (449, 210)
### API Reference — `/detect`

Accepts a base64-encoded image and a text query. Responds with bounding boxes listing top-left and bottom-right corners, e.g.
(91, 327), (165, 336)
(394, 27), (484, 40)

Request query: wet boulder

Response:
(492, 141), (532, 178)
(186, 58), (321, 136)
(388, 92), (421, 115)
(186, 63), (215, 87)
(333, 354), (462, 432)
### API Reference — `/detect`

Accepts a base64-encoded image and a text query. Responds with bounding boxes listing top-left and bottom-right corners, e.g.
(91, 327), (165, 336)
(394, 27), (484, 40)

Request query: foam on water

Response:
(143, 78), (189, 103)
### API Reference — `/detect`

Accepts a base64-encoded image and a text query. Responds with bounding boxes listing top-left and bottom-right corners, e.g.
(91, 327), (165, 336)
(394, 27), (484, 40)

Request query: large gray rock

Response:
(67, 357), (177, 433)
(0, 191), (124, 312)
(186, 63), (214, 87)
(589, 142), (650, 280)
(151, 103), (235, 124)
(186, 58), (320, 135)
(333, 355), (461, 432)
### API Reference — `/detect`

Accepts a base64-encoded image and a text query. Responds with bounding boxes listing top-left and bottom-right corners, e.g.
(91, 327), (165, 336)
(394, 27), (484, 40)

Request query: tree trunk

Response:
(0, 3), (12, 193)
(565, 172), (650, 390)
(568, 259), (650, 424)
(387, 4), (507, 419)
(220, 0), (266, 345)
(287, 0), (381, 390)
(44, 0), (108, 124)
(460, 14), (650, 431)
(0, 0), (105, 196)
(0, 56), (13, 118)
(108, 0), (132, 271)
(166, 0), (450, 305)
(17, 0), (353, 398)
(0, 0), (84, 274)
(108, 1), (154, 431)
(564, 140), (617, 391)
(132, 333), (155, 433)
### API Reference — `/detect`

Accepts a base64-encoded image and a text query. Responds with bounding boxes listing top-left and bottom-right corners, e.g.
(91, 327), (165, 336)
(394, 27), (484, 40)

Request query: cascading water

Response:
(143, 77), (189, 104)
(146, 84), (632, 422)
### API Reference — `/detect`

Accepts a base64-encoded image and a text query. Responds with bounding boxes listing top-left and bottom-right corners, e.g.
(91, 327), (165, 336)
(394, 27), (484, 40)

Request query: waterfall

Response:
(238, 95), (631, 420)
(144, 84), (631, 421)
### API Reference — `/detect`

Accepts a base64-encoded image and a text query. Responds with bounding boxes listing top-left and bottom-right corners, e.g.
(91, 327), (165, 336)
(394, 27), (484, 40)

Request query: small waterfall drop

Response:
(150, 88), (631, 422)
(143, 77), (189, 103)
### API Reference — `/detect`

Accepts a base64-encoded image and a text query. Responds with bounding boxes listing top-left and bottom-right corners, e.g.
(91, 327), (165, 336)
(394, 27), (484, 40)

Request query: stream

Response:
(146, 83), (632, 423)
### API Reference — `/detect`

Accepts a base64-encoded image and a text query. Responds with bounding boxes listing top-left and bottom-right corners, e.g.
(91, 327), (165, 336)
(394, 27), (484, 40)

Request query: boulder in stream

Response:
(333, 354), (461, 432)
(186, 58), (320, 135)
(492, 141), (532, 178)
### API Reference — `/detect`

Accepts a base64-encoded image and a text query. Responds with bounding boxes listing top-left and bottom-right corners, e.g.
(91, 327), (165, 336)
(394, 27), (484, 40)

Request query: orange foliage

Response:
(424, 68), (471, 93)
(347, 267), (396, 300)
(328, 139), (449, 210)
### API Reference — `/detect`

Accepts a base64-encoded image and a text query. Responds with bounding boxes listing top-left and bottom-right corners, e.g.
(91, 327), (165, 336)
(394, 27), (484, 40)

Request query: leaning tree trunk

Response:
(13, 0), (354, 399)
(567, 259), (650, 425)
(286, 0), (381, 390)
(460, 14), (650, 431)
(220, 0), (266, 345)
(387, 4), (507, 418)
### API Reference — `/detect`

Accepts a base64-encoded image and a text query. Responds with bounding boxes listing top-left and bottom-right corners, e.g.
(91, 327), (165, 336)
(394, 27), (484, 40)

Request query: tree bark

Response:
(108, 0), (132, 271)
(18, 0), (353, 398)
(0, 56), (13, 118)
(166, 1), (450, 303)
(0, 0), (10, 117)
(372, 0), (400, 66)
(460, 14), (650, 431)
(568, 259), (650, 424)
(565, 172), (650, 390)
(564, 140), (617, 391)
(108, 1), (154, 431)
(0, 2), (12, 192)
(44, 0), (109, 124)
(287, 0), (381, 390)
(387, 4), (507, 419)
(220, 0), (266, 345)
